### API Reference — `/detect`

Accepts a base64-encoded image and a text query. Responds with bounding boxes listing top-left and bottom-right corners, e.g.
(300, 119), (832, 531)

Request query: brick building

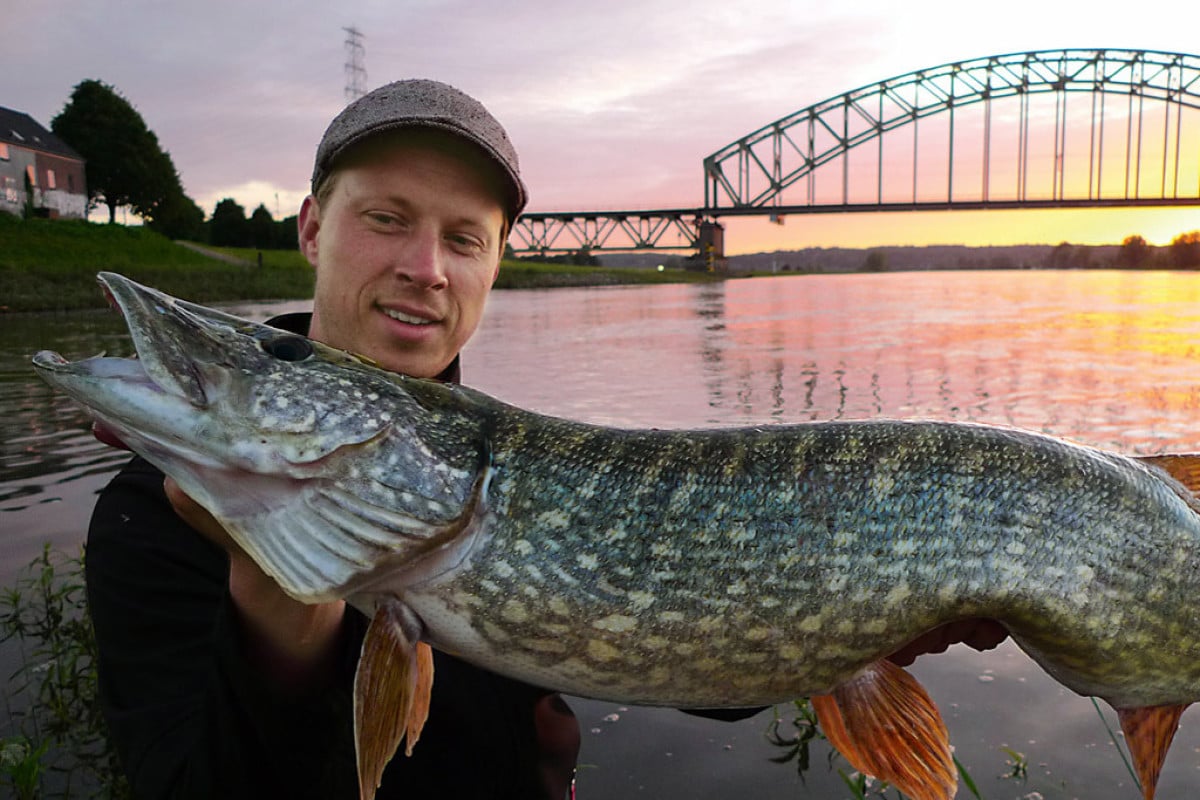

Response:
(0, 106), (87, 219)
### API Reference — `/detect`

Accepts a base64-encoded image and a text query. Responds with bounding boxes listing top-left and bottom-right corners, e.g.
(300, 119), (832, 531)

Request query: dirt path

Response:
(175, 241), (254, 267)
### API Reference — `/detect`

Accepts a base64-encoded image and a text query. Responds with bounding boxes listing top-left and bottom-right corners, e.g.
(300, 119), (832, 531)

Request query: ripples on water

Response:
(1, 311), (131, 509)
(468, 270), (1200, 454)
(5, 270), (1200, 798)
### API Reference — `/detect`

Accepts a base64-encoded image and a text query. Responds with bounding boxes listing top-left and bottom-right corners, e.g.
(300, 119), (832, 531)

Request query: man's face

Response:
(299, 133), (506, 378)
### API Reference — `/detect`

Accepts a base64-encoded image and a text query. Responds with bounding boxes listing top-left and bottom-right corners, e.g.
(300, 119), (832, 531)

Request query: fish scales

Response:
(398, 407), (1200, 710)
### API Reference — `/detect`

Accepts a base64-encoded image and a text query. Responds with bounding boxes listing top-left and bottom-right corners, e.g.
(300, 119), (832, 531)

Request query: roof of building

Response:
(0, 106), (82, 160)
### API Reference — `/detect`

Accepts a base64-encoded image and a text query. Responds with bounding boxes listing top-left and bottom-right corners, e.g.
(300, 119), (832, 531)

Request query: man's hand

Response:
(888, 619), (1008, 667)
(94, 422), (348, 689)
(163, 477), (241, 553)
(164, 477), (349, 691)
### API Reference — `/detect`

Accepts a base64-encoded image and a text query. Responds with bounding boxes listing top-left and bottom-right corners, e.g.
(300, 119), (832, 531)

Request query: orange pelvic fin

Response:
(405, 639), (435, 756)
(354, 599), (435, 800)
(811, 659), (955, 800)
(1117, 703), (1189, 800)
(1137, 453), (1200, 495)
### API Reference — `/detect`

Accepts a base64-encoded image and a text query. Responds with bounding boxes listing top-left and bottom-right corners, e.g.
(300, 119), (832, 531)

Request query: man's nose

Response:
(394, 227), (448, 289)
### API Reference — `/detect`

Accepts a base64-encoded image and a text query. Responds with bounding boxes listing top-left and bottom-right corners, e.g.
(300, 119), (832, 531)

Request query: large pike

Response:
(33, 273), (1200, 800)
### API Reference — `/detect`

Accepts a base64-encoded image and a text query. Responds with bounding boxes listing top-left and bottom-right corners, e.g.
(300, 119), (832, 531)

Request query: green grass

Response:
(0, 216), (314, 312)
(0, 215), (721, 312)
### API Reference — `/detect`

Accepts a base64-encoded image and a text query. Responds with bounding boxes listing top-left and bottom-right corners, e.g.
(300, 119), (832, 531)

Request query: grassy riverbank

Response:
(0, 216), (718, 312)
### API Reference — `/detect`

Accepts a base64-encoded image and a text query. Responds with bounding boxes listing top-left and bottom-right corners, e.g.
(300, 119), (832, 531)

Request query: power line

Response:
(343, 26), (367, 103)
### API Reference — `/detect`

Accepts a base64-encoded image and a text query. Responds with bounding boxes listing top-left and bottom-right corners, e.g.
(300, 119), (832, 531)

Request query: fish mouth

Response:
(32, 272), (270, 470)
(33, 272), (241, 409)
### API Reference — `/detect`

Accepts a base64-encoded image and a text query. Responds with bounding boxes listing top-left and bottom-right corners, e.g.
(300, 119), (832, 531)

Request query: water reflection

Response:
(0, 310), (134, 512)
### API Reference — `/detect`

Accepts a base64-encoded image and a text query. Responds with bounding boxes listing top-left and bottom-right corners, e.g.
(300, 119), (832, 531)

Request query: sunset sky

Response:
(5, 0), (1198, 255)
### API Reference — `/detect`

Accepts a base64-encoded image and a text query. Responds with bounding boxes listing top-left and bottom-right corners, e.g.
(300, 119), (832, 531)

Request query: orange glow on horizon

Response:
(722, 206), (1200, 255)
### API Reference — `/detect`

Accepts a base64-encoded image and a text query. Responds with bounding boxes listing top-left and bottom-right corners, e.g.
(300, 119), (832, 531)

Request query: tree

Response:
(138, 142), (207, 241)
(863, 250), (888, 272)
(146, 187), (205, 241)
(51, 79), (179, 223)
(1169, 231), (1200, 269)
(249, 203), (276, 249)
(569, 247), (599, 266)
(1047, 242), (1078, 269)
(1117, 235), (1153, 269)
(276, 215), (300, 250)
(209, 198), (250, 247)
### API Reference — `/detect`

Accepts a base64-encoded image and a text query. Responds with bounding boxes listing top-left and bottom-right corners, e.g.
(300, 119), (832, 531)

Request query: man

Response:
(87, 78), (1007, 799)
(87, 79), (579, 799)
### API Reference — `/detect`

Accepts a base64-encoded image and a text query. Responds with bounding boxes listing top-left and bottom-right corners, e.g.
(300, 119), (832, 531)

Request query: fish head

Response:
(33, 271), (402, 478)
(33, 272), (488, 601)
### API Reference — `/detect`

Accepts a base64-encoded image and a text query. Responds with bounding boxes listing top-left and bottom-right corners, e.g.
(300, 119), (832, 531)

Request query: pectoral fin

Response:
(1117, 703), (1189, 800)
(354, 598), (435, 800)
(811, 659), (955, 800)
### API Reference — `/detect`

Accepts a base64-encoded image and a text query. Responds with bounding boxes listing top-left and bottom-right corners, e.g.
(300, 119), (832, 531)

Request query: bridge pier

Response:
(694, 219), (726, 271)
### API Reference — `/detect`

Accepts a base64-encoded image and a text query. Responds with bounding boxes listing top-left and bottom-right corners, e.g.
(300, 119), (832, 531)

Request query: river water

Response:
(4, 269), (1200, 798)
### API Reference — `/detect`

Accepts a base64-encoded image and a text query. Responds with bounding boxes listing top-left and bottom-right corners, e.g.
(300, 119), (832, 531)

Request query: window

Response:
(46, 169), (56, 190)
(25, 164), (36, 187)
(0, 143), (8, 161)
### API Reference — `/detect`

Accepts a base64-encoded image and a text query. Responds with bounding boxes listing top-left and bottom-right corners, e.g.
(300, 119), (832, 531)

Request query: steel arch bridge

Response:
(511, 48), (1200, 258)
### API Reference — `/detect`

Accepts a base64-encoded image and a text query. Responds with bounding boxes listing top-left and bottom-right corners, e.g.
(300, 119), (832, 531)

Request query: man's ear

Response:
(298, 195), (321, 269)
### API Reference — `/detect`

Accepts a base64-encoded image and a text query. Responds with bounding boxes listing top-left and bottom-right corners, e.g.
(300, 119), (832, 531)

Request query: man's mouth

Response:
(382, 307), (437, 326)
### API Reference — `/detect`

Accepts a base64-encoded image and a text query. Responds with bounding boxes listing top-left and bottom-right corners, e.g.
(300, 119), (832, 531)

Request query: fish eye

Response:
(260, 334), (313, 362)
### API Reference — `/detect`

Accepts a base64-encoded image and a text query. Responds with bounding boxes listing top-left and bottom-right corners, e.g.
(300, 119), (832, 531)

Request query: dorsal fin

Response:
(1136, 454), (1200, 495)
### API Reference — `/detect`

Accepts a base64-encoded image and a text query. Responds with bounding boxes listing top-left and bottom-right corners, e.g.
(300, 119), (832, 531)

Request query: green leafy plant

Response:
(1000, 746), (1028, 780)
(1, 735), (49, 800)
(765, 697), (825, 779)
(1, 545), (130, 799)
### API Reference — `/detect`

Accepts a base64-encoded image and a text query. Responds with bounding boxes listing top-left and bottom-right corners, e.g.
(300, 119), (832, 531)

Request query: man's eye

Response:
(448, 233), (483, 251)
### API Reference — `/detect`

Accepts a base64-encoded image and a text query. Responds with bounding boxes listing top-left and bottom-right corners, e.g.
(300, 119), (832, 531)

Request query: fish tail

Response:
(811, 659), (955, 800)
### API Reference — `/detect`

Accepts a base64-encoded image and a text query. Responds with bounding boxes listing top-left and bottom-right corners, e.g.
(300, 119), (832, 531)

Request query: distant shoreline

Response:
(0, 216), (721, 313)
(4, 215), (1190, 312)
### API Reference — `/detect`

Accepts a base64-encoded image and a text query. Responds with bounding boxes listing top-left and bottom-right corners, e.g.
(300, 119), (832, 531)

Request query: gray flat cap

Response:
(312, 79), (527, 219)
